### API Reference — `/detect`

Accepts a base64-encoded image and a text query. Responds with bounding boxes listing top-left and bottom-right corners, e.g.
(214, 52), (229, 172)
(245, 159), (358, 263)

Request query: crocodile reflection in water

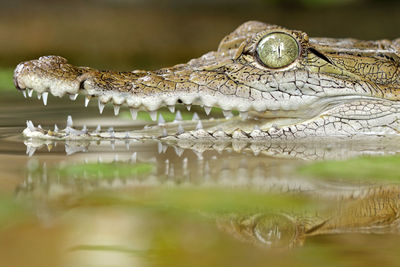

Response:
(14, 21), (400, 140)
(17, 141), (400, 249)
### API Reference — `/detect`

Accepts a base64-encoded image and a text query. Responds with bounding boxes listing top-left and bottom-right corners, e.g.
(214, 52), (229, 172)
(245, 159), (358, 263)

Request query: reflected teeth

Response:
(130, 108), (138, 120)
(85, 96), (91, 107)
(67, 115), (73, 127)
(69, 94), (78, 101)
(95, 125), (101, 133)
(42, 92), (49, 106)
(98, 99), (105, 114)
(196, 120), (203, 130)
(113, 105), (120, 116)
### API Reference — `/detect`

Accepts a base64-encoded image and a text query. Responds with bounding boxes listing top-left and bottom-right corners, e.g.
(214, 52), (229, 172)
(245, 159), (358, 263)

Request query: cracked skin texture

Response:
(13, 21), (400, 139)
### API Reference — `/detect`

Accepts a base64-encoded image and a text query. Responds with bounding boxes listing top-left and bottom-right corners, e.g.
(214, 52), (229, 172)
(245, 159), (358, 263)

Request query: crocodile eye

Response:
(256, 32), (299, 69)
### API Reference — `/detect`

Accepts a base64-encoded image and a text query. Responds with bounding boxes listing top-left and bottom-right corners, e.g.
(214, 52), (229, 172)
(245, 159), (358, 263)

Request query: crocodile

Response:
(13, 21), (400, 140)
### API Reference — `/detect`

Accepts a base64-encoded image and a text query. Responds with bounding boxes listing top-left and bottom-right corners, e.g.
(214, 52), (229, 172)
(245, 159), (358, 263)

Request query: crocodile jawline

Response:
(13, 21), (400, 140)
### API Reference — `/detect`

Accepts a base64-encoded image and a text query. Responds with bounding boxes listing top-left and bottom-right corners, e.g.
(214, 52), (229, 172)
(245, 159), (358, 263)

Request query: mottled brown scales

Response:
(12, 21), (400, 138)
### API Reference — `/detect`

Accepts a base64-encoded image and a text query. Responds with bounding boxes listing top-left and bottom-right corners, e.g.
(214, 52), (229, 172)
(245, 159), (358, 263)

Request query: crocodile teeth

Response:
(192, 112), (199, 121)
(185, 104), (191, 111)
(130, 108), (138, 120)
(84, 96), (91, 107)
(174, 110), (183, 122)
(67, 115), (73, 127)
(240, 111), (248, 120)
(98, 99), (105, 114)
(27, 89), (33, 98)
(177, 123), (184, 134)
(69, 94), (78, 101)
(37, 92), (42, 100)
(150, 111), (157, 121)
(158, 114), (165, 126)
(54, 124), (59, 132)
(22, 91), (27, 98)
(222, 110), (233, 119)
(168, 105), (175, 113)
(42, 92), (49, 106)
(204, 106), (212, 116)
(114, 105), (120, 116)
(26, 120), (35, 131)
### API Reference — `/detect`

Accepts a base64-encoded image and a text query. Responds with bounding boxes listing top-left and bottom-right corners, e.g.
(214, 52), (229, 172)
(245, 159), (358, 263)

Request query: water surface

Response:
(1, 90), (400, 267)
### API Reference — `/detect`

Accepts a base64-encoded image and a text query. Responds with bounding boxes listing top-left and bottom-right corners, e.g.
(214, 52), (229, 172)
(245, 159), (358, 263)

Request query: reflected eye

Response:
(256, 32), (299, 69)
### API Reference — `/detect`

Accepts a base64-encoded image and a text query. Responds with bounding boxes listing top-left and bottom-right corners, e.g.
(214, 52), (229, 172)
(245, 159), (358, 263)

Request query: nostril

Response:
(79, 80), (86, 90)
(177, 99), (183, 104)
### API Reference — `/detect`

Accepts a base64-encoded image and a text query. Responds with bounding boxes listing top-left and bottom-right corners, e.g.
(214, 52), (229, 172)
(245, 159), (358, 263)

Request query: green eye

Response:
(256, 32), (299, 69)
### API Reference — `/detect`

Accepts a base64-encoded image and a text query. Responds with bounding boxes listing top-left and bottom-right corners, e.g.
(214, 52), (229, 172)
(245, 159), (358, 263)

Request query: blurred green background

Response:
(1, 0), (400, 72)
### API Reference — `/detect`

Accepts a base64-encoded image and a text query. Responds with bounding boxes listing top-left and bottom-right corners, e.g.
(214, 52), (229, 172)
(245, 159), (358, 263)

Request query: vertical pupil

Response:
(256, 32), (299, 68)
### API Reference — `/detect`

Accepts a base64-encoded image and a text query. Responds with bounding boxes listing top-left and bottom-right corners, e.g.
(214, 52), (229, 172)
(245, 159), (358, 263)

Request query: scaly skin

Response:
(13, 21), (400, 139)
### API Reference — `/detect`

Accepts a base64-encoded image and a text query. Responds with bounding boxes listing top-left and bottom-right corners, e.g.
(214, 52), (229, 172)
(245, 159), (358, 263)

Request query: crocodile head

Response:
(14, 21), (400, 140)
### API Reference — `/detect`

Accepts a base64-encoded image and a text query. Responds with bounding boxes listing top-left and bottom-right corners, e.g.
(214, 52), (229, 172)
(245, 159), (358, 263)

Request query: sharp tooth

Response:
(54, 124), (59, 132)
(240, 111), (248, 120)
(98, 99), (105, 114)
(150, 111), (157, 121)
(82, 125), (87, 133)
(162, 128), (167, 137)
(158, 114), (165, 125)
(42, 92), (49, 106)
(185, 104), (191, 111)
(168, 105), (175, 113)
(84, 96), (91, 107)
(26, 120), (35, 131)
(204, 106), (212, 116)
(114, 105), (120, 116)
(95, 125), (101, 133)
(27, 146), (36, 157)
(222, 110), (232, 118)
(67, 115), (73, 127)
(177, 123), (184, 134)
(174, 110), (182, 121)
(22, 91), (27, 98)
(130, 108), (138, 120)
(37, 92), (42, 100)
(27, 89), (33, 97)
(192, 112), (199, 121)
(69, 94), (78, 101)
(196, 120), (203, 130)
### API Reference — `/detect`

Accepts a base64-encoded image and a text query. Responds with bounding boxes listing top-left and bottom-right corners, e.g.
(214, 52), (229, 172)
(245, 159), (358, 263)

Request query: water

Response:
(1, 91), (400, 267)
